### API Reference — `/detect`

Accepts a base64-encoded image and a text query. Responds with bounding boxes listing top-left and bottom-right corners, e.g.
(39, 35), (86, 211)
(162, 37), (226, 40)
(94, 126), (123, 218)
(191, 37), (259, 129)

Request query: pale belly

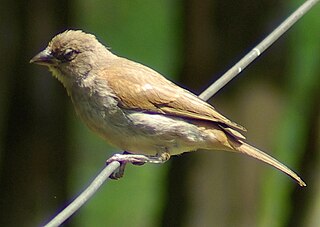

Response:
(71, 93), (212, 155)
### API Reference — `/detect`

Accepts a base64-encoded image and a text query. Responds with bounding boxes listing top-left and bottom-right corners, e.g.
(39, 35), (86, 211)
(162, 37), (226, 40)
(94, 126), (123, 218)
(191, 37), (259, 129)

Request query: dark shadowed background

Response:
(0, 0), (319, 226)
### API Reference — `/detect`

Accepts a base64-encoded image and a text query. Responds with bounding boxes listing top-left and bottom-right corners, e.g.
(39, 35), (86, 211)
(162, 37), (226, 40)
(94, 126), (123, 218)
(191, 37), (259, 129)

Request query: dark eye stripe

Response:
(53, 49), (79, 63)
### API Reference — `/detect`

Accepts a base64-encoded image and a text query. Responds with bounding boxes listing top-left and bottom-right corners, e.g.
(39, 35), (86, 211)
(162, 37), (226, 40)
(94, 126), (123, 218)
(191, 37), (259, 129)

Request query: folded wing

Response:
(101, 58), (246, 136)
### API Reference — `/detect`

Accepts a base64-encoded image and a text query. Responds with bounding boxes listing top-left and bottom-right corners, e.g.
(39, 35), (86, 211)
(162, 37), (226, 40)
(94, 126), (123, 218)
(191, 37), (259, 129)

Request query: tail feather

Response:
(233, 142), (306, 187)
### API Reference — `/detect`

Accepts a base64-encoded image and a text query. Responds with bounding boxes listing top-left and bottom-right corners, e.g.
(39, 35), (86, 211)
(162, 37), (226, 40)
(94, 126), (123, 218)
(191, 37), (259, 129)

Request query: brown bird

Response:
(30, 30), (306, 186)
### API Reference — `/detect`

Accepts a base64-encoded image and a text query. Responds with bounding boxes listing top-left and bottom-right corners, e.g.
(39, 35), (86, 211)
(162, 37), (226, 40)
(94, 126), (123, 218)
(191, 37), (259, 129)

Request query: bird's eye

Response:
(63, 48), (78, 61)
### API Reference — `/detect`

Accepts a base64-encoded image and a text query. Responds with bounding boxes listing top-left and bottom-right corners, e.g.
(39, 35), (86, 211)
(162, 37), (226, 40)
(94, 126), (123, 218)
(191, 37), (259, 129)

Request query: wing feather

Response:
(100, 58), (246, 132)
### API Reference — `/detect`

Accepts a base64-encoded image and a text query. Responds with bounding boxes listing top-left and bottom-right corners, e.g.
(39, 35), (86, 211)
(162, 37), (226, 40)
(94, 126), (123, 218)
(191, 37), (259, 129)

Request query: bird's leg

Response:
(106, 151), (170, 179)
(106, 151), (171, 165)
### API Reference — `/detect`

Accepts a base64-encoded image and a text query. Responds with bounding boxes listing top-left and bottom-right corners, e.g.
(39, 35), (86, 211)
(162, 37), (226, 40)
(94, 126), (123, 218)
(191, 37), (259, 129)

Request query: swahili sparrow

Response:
(30, 30), (305, 186)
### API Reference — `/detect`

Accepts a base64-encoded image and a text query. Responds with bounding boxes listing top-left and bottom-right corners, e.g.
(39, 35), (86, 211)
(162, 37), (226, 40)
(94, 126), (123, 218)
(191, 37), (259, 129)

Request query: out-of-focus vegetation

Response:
(0, 0), (319, 226)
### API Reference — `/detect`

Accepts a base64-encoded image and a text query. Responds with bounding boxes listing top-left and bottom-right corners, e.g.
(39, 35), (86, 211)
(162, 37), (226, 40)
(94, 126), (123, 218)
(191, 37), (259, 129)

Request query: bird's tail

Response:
(231, 141), (306, 187)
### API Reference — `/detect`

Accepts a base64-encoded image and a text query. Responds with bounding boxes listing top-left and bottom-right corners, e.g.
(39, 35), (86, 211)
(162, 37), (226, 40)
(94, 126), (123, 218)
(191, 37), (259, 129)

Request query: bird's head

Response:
(30, 30), (114, 87)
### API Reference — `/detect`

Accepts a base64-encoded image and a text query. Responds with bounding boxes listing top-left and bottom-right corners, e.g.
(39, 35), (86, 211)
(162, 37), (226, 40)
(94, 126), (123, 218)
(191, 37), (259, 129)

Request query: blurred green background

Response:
(0, 0), (319, 226)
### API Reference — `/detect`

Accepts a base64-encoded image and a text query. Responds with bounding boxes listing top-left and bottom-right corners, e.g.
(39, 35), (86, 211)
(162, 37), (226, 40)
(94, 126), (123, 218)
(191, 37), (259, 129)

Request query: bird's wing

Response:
(100, 58), (246, 132)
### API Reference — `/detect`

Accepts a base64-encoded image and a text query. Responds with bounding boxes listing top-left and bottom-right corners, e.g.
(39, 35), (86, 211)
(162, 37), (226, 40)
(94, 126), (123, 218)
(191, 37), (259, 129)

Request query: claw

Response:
(109, 162), (127, 179)
(106, 152), (171, 179)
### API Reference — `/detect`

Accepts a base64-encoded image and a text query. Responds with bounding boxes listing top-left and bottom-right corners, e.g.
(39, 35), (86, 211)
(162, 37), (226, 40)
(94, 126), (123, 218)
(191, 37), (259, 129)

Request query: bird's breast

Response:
(70, 88), (131, 137)
(68, 87), (217, 155)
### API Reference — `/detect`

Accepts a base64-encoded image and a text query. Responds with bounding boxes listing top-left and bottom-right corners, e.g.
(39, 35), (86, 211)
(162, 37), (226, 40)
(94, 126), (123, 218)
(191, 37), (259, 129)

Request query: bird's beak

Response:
(30, 48), (57, 66)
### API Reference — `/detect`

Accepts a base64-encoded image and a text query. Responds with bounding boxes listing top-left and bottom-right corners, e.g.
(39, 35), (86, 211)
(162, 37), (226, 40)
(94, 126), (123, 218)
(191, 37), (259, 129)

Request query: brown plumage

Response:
(30, 30), (306, 186)
(102, 58), (246, 130)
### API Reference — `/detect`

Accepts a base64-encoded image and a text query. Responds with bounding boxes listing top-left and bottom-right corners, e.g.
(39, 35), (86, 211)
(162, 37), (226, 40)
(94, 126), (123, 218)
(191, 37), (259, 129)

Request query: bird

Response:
(30, 30), (306, 186)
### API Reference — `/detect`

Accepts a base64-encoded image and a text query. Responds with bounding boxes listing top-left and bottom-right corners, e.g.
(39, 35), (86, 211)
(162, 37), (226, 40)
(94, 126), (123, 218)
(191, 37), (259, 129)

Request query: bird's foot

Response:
(106, 151), (170, 179)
